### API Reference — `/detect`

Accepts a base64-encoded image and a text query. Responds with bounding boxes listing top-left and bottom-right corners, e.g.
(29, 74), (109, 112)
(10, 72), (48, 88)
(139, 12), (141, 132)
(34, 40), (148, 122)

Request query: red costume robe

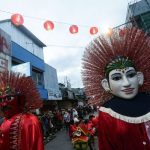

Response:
(98, 93), (150, 150)
(0, 113), (44, 150)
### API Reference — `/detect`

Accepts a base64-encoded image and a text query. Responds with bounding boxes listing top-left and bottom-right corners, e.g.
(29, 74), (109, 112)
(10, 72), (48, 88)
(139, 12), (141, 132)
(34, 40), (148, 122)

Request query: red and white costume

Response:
(98, 93), (150, 150)
(82, 27), (150, 150)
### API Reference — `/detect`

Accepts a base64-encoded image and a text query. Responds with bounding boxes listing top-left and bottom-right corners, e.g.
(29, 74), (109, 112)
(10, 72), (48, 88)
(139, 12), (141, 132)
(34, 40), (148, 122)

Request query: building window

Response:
(32, 69), (44, 86)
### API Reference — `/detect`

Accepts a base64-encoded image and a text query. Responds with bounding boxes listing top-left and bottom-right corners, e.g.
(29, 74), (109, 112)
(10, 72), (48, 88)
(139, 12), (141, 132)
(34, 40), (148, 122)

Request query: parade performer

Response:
(0, 71), (44, 150)
(82, 27), (150, 150)
(84, 118), (96, 150)
(71, 117), (89, 150)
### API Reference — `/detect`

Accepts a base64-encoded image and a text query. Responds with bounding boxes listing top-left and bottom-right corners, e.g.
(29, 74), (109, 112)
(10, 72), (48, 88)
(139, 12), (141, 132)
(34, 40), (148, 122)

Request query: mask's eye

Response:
(6, 96), (15, 101)
(111, 73), (122, 81)
(126, 71), (137, 78)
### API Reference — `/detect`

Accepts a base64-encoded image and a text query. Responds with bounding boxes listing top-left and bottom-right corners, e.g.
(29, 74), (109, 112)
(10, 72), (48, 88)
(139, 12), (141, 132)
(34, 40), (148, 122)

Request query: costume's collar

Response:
(100, 93), (150, 123)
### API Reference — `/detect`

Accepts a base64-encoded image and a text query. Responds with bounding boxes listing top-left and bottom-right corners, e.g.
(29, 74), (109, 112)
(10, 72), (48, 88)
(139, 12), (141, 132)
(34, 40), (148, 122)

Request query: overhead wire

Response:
(0, 9), (91, 27)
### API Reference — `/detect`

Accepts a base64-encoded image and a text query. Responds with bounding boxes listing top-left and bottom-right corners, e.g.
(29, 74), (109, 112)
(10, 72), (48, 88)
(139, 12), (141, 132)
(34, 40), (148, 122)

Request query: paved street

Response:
(44, 129), (98, 150)
(44, 129), (74, 150)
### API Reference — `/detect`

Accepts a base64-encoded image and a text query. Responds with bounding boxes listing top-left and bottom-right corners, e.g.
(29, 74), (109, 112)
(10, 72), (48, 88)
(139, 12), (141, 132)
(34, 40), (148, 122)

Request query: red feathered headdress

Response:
(82, 27), (150, 106)
(0, 71), (43, 111)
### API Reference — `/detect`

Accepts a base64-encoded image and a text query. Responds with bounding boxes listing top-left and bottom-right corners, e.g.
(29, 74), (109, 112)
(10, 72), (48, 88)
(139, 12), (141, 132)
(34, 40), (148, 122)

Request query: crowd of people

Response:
(36, 104), (97, 145)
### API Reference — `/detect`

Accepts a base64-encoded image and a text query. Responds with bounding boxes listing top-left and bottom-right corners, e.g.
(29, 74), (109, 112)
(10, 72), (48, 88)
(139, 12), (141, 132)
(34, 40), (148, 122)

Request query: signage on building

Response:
(11, 62), (31, 76)
(0, 28), (11, 71)
(0, 57), (8, 69)
(47, 88), (62, 100)
(0, 28), (11, 55)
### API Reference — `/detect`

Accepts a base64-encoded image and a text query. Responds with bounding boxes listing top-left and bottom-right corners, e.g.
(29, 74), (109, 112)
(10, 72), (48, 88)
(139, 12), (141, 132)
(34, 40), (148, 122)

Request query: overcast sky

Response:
(0, 0), (130, 88)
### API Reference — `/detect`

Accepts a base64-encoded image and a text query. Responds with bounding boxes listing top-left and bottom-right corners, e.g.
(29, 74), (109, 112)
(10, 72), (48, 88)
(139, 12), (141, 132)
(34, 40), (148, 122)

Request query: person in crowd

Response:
(84, 119), (95, 150)
(89, 115), (98, 129)
(77, 106), (84, 118)
(82, 27), (150, 149)
(43, 111), (52, 137)
(0, 71), (44, 150)
(38, 112), (47, 139)
(73, 114), (79, 124)
(68, 119), (76, 138)
(54, 110), (63, 131)
(72, 108), (78, 118)
(63, 110), (71, 131)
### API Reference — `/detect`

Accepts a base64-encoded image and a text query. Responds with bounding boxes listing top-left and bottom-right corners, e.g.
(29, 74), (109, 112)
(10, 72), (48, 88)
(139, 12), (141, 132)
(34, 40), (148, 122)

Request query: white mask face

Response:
(108, 67), (143, 99)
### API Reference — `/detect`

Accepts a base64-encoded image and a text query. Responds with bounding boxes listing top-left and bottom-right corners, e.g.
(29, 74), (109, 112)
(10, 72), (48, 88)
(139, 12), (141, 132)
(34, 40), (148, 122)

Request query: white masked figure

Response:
(82, 27), (150, 150)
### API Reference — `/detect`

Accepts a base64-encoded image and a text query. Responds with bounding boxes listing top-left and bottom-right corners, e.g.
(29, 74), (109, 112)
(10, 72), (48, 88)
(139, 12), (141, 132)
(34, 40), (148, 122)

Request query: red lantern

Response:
(90, 27), (98, 35)
(69, 25), (78, 34)
(119, 28), (126, 37)
(11, 14), (24, 26)
(44, 20), (54, 31)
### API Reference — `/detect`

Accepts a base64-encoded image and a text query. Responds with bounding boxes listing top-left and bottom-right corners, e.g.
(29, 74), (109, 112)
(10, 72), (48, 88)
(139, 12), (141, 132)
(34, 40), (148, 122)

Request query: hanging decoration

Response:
(69, 25), (78, 34)
(90, 27), (98, 35)
(11, 14), (24, 26)
(119, 28), (126, 37)
(44, 20), (54, 31)
(6, 11), (117, 36)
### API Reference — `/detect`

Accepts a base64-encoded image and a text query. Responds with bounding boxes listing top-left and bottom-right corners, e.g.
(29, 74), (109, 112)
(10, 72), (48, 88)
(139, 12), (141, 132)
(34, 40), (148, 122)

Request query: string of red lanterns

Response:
(10, 13), (100, 35)
(0, 9), (129, 38)
(11, 13), (127, 37)
(10, 13), (127, 38)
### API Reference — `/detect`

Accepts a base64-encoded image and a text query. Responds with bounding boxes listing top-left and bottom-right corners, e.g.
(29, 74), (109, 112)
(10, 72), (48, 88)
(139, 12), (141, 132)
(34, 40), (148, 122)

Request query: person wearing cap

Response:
(82, 27), (150, 150)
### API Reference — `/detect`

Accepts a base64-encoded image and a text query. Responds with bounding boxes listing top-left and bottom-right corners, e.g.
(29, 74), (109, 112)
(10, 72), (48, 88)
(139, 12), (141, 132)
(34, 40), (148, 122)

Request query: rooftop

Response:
(0, 19), (46, 47)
